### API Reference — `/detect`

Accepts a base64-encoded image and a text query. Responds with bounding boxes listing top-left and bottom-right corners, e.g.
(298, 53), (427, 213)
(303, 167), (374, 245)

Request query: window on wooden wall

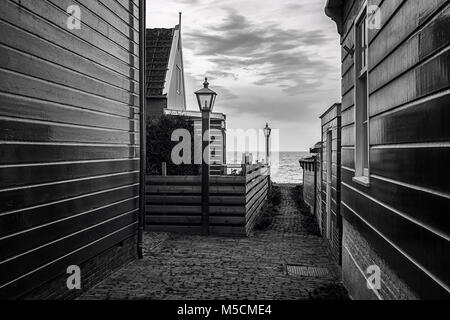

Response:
(353, 4), (370, 187)
(176, 66), (182, 95)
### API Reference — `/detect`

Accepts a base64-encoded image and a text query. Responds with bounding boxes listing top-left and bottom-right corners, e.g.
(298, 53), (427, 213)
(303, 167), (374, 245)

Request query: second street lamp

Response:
(263, 123), (272, 165)
(195, 78), (217, 236)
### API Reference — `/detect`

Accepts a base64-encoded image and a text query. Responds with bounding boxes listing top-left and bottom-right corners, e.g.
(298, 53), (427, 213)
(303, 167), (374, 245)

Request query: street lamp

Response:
(263, 123), (272, 165)
(195, 77), (217, 236)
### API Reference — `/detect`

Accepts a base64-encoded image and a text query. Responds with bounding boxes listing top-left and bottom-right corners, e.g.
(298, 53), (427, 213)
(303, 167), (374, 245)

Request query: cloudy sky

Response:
(146, 0), (341, 151)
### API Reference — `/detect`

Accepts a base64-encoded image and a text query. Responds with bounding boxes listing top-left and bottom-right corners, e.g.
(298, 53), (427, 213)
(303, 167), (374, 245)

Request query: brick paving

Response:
(80, 185), (348, 300)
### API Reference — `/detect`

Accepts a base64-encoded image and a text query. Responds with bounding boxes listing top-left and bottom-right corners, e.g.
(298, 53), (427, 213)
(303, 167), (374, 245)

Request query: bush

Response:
(254, 183), (281, 230)
(291, 185), (321, 236)
(268, 184), (282, 207)
(146, 115), (199, 175)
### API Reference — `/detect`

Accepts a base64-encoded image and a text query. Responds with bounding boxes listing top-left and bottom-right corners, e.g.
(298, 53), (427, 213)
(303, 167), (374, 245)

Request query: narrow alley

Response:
(80, 185), (348, 300)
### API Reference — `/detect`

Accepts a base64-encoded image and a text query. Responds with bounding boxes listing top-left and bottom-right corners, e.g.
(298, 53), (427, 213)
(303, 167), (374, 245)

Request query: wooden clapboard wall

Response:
(145, 164), (269, 236)
(320, 103), (342, 264)
(0, 0), (141, 298)
(338, 0), (450, 298)
(244, 165), (270, 234)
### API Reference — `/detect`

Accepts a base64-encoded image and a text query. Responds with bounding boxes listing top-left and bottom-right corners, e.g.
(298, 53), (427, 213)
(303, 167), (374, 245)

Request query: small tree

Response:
(146, 115), (199, 175)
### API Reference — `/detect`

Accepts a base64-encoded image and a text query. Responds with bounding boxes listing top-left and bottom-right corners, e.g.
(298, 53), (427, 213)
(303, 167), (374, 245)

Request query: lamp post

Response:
(263, 123), (272, 165)
(195, 77), (217, 236)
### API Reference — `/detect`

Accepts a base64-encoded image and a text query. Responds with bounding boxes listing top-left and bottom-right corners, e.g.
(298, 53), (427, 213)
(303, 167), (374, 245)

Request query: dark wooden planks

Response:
(145, 164), (269, 236)
(369, 4), (450, 94)
(0, 198), (139, 262)
(0, 159), (139, 189)
(0, 144), (138, 165)
(341, 183), (450, 294)
(0, 118), (137, 145)
(0, 185), (139, 237)
(0, 224), (137, 300)
(370, 48), (450, 117)
(370, 147), (450, 194)
(335, 0), (450, 299)
(341, 168), (450, 237)
(370, 92), (450, 145)
(341, 204), (448, 299)
(369, 0), (448, 68)
(0, 0), (141, 299)
(0, 19), (135, 91)
(0, 93), (138, 132)
(0, 172), (139, 213)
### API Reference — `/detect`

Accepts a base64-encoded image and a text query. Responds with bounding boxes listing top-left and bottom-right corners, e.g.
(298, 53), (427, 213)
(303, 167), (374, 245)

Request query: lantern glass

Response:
(195, 78), (217, 112)
(263, 124), (272, 138)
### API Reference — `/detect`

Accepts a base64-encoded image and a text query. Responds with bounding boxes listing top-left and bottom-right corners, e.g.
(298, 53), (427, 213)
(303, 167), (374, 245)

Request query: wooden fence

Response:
(145, 164), (270, 236)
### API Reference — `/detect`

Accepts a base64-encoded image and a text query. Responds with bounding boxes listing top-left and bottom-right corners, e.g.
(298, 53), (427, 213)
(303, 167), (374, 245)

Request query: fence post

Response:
(162, 162), (167, 176)
(241, 164), (247, 176)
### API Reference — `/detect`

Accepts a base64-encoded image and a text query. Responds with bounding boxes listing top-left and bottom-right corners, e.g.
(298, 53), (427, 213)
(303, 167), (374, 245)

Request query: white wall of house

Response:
(164, 28), (186, 111)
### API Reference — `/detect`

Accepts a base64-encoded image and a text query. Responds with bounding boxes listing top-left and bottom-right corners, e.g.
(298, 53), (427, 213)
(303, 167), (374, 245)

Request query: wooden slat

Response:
(342, 125), (355, 147)
(371, 147), (450, 194)
(370, 92), (450, 145)
(0, 93), (137, 131)
(370, 4), (450, 93)
(341, 169), (450, 237)
(145, 205), (201, 215)
(246, 187), (268, 233)
(10, 0), (137, 67)
(0, 185), (139, 237)
(48, 0), (139, 57)
(0, 1), (136, 79)
(210, 205), (246, 215)
(342, 184), (450, 289)
(342, 205), (448, 299)
(246, 181), (268, 215)
(0, 0), (140, 299)
(0, 198), (138, 262)
(246, 167), (269, 183)
(0, 159), (139, 189)
(369, 0), (448, 68)
(246, 173), (268, 194)
(146, 195), (200, 204)
(341, 106), (355, 127)
(0, 70), (133, 118)
(76, 0), (139, 43)
(0, 144), (138, 165)
(0, 20), (134, 91)
(0, 172), (139, 213)
(342, 148), (355, 169)
(0, 224), (137, 300)
(145, 215), (201, 225)
(0, 44), (134, 106)
(246, 177), (269, 211)
(0, 211), (138, 286)
(0, 119), (137, 145)
(146, 176), (200, 184)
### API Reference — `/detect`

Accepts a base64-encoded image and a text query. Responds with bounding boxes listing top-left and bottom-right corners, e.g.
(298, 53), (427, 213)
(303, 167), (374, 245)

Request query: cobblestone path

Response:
(80, 185), (348, 300)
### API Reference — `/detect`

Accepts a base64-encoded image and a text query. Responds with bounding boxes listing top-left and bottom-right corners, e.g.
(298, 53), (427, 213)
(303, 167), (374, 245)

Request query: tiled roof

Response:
(146, 28), (175, 97)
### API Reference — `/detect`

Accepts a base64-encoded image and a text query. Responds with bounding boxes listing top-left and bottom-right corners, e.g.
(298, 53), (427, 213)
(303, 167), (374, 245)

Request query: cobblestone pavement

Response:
(80, 185), (348, 300)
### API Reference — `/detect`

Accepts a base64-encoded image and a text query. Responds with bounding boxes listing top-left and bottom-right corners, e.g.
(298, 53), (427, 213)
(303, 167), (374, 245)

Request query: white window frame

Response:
(353, 1), (370, 188)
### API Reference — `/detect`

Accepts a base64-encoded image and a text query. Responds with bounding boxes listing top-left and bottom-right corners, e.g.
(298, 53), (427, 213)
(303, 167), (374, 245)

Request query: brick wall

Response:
(22, 236), (137, 300)
(342, 219), (418, 300)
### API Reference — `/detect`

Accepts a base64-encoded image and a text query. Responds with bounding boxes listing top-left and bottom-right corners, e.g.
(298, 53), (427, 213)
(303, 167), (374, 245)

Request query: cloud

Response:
(184, 8), (335, 95)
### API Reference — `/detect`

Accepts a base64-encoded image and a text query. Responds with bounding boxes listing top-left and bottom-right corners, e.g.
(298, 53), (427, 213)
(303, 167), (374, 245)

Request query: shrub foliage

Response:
(146, 115), (199, 175)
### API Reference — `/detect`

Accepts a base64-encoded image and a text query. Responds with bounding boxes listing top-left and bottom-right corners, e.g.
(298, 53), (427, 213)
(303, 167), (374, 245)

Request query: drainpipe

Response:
(138, 0), (146, 259)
